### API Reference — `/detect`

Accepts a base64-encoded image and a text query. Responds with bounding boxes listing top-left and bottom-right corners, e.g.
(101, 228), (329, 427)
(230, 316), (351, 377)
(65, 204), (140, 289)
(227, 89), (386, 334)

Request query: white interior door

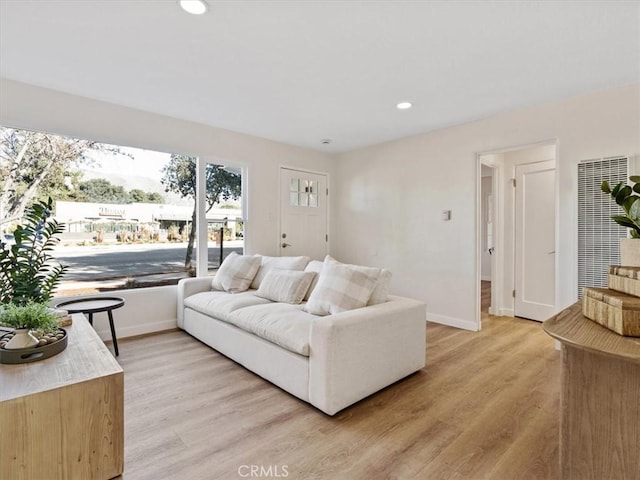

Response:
(280, 168), (328, 259)
(514, 160), (556, 321)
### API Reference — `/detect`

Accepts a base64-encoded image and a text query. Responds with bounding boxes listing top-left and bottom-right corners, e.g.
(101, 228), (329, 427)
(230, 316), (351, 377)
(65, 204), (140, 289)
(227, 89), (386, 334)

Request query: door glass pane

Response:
(287, 177), (320, 208)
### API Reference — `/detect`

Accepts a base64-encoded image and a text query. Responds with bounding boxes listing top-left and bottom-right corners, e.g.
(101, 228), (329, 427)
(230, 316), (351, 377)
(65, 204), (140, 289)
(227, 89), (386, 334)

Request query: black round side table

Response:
(55, 296), (125, 356)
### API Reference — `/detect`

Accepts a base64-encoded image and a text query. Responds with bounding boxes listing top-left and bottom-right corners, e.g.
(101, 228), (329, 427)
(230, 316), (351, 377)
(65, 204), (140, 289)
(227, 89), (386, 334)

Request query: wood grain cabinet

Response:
(544, 303), (640, 480)
(0, 314), (124, 480)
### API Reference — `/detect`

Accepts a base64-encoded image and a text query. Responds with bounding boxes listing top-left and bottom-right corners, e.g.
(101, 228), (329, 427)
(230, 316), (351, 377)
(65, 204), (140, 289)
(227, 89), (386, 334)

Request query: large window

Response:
(0, 126), (243, 296)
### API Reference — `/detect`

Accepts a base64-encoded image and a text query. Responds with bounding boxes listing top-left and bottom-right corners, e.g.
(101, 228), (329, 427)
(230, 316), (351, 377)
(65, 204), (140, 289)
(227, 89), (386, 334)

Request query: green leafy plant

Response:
(0, 198), (68, 305)
(0, 301), (59, 332)
(601, 176), (640, 238)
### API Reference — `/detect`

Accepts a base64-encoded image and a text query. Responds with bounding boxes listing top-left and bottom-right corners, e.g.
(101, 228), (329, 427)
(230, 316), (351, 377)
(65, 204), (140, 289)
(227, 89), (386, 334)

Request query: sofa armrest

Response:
(177, 277), (213, 328)
(308, 295), (426, 416)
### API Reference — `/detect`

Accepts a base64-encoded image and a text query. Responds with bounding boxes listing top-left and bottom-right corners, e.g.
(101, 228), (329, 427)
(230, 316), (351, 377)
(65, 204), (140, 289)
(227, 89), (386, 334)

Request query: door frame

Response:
(278, 165), (330, 257)
(475, 139), (560, 330)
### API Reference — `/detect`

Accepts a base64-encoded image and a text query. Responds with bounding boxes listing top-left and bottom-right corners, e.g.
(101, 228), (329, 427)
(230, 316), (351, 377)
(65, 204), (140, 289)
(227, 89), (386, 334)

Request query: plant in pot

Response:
(601, 175), (640, 266)
(0, 198), (68, 354)
(0, 301), (59, 349)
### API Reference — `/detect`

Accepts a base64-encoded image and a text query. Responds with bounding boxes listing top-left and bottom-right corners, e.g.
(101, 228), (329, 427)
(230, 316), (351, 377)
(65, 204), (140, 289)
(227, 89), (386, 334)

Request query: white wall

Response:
(1, 78), (334, 337)
(0, 78), (335, 258)
(332, 84), (640, 330)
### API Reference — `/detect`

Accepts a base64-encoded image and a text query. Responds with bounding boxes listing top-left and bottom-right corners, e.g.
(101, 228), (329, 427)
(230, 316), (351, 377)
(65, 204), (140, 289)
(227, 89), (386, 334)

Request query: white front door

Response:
(514, 160), (556, 321)
(280, 168), (328, 260)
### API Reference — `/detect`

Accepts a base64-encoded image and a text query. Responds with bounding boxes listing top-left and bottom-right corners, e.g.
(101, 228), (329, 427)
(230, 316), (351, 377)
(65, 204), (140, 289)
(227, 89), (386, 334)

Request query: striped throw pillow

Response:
(255, 269), (315, 304)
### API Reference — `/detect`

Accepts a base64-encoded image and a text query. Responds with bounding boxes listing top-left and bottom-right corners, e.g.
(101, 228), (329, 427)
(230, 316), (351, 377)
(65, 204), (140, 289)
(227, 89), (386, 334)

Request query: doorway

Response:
(476, 141), (558, 329)
(279, 167), (328, 260)
(480, 164), (494, 316)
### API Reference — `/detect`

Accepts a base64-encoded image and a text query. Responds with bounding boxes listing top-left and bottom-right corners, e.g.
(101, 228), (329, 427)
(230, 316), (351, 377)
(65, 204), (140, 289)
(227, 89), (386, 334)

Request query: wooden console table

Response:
(543, 302), (640, 480)
(0, 314), (124, 479)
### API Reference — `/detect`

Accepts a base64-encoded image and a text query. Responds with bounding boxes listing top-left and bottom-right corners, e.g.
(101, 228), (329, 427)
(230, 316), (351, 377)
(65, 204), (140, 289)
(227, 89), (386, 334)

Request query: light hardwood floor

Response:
(116, 313), (560, 480)
(481, 280), (491, 313)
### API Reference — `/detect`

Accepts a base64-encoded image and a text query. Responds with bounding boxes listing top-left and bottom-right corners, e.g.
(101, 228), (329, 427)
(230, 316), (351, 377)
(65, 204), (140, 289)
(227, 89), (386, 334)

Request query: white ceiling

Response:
(1, 1), (639, 153)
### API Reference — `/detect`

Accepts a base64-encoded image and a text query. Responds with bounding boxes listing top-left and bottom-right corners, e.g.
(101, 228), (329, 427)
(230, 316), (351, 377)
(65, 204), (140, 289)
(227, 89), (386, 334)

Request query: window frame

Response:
(196, 157), (247, 277)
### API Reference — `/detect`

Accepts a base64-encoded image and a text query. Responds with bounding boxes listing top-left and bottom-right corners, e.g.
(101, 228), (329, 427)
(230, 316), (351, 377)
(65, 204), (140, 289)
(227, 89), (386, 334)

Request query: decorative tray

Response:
(0, 328), (68, 364)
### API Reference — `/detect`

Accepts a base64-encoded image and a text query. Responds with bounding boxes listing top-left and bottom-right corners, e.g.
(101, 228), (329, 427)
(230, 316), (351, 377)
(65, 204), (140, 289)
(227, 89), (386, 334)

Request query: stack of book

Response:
(583, 266), (640, 337)
(50, 308), (73, 327)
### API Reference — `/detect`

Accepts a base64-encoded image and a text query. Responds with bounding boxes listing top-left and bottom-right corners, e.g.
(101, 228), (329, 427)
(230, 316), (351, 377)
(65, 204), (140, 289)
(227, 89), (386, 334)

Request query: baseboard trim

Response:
(499, 308), (514, 317)
(95, 318), (178, 341)
(427, 312), (478, 332)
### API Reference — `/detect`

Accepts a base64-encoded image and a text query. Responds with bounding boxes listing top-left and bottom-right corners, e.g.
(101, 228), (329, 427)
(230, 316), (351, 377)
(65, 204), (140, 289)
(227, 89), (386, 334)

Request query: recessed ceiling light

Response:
(179, 0), (208, 15)
(397, 102), (412, 110)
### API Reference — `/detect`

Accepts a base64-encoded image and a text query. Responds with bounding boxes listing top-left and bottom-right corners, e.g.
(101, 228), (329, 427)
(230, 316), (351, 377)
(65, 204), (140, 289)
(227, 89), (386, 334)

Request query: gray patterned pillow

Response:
(211, 252), (261, 293)
(304, 256), (380, 316)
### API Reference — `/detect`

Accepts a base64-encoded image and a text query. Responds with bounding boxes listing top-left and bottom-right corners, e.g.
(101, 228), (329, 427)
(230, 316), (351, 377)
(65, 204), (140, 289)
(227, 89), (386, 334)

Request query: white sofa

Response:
(176, 256), (426, 416)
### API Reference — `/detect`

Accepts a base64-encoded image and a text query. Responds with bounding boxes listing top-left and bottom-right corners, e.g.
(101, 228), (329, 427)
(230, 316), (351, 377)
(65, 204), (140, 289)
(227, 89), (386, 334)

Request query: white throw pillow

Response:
(368, 268), (392, 305)
(304, 256), (381, 316)
(255, 269), (315, 304)
(211, 252), (261, 293)
(250, 255), (310, 290)
(303, 260), (323, 301)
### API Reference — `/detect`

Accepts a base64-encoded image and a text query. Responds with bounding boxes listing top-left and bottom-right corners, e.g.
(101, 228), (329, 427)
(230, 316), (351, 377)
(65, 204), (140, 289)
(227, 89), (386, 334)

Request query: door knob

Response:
(282, 242), (291, 248)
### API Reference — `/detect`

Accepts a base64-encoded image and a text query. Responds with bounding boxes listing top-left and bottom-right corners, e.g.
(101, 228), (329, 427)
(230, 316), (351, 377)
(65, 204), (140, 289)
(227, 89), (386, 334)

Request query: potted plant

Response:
(0, 198), (69, 358)
(601, 175), (640, 265)
(0, 197), (68, 305)
(0, 301), (59, 349)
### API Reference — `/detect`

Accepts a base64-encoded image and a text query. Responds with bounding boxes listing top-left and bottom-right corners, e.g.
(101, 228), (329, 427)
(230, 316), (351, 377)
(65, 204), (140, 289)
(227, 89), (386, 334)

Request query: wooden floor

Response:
(116, 313), (560, 480)
(481, 280), (491, 313)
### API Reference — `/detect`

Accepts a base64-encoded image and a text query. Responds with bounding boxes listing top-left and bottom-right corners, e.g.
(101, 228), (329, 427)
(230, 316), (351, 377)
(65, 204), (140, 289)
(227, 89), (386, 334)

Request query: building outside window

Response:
(0, 126), (243, 296)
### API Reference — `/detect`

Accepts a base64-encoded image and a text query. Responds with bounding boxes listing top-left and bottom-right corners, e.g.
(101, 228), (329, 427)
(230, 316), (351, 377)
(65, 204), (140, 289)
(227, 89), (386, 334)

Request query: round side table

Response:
(55, 296), (125, 356)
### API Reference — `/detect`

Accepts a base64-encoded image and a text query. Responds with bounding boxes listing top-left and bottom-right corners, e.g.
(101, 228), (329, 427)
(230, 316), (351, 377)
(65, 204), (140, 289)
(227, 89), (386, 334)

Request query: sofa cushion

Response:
(304, 256), (380, 316)
(255, 269), (315, 304)
(250, 255), (310, 290)
(227, 303), (315, 356)
(212, 252), (261, 293)
(184, 291), (271, 322)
